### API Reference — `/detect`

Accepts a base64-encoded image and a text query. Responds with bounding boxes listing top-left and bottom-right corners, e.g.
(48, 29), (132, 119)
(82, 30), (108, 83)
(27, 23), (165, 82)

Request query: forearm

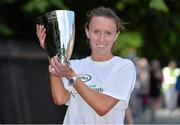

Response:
(50, 74), (70, 105)
(74, 79), (118, 116)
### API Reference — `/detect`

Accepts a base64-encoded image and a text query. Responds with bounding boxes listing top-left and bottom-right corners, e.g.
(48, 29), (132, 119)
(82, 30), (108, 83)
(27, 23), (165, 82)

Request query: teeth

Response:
(97, 44), (105, 48)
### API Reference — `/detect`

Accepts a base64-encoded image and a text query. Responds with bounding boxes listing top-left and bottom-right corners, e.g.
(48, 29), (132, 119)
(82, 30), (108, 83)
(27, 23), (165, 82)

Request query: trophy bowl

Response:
(37, 10), (75, 64)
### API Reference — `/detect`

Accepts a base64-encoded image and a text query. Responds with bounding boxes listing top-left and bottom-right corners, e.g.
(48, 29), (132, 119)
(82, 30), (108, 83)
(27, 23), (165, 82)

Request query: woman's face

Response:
(86, 16), (119, 56)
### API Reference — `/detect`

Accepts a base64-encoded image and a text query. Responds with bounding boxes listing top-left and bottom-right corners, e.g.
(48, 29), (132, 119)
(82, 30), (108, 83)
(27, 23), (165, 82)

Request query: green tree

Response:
(0, 0), (179, 61)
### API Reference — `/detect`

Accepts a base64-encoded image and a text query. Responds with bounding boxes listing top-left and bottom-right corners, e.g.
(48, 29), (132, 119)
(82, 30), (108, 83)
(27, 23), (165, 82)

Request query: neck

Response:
(91, 53), (114, 61)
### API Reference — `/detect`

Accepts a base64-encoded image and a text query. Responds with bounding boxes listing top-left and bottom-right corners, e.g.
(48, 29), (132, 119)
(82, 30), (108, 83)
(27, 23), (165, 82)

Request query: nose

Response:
(99, 33), (105, 42)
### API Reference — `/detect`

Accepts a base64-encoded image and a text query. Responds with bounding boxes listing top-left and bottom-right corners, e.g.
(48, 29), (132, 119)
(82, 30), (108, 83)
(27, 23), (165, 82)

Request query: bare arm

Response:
(74, 79), (119, 116)
(49, 71), (70, 105)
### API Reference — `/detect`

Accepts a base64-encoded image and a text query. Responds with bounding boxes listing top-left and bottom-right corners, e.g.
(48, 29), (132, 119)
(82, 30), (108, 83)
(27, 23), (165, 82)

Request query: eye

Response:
(106, 31), (112, 35)
(93, 30), (101, 34)
(104, 31), (114, 36)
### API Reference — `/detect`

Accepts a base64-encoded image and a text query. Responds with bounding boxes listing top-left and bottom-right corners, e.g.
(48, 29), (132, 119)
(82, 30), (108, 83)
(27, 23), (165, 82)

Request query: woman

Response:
(36, 6), (136, 124)
(149, 59), (163, 121)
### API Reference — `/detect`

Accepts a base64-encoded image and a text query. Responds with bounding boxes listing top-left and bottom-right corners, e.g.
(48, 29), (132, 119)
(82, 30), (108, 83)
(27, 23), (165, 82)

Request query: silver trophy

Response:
(37, 10), (75, 64)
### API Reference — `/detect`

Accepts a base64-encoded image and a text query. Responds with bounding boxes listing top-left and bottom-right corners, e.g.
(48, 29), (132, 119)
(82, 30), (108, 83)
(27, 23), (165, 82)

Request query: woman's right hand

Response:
(36, 24), (46, 49)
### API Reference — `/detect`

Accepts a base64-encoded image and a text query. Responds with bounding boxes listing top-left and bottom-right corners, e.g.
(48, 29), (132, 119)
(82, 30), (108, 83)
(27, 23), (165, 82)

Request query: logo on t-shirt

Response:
(89, 84), (103, 93)
(80, 74), (91, 82)
(80, 74), (104, 93)
(71, 74), (103, 97)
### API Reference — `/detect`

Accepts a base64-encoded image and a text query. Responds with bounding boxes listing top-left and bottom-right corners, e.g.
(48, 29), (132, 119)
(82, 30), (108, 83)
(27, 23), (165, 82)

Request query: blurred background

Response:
(0, 0), (180, 124)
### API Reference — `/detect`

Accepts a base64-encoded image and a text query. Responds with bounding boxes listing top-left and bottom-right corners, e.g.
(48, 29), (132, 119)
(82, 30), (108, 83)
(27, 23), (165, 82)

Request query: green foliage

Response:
(149, 0), (169, 13)
(116, 2), (125, 11)
(50, 0), (68, 9)
(0, 0), (179, 60)
(22, 0), (49, 13)
(22, 0), (68, 13)
(113, 32), (143, 57)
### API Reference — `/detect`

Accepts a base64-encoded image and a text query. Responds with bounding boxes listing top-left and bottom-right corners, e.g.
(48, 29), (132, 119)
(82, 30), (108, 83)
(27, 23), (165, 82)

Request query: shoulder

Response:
(113, 56), (135, 69)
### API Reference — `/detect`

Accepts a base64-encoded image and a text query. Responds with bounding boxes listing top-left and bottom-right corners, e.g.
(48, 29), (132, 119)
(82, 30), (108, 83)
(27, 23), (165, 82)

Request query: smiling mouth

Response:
(96, 44), (105, 48)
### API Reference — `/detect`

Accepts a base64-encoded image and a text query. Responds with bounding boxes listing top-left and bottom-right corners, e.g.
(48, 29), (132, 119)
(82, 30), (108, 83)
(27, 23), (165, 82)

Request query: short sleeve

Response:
(103, 60), (136, 105)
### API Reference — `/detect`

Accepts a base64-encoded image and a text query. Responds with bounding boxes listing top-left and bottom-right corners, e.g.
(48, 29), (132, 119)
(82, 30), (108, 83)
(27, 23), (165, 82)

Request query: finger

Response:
(49, 64), (55, 72)
(54, 55), (68, 67)
(38, 25), (44, 30)
(50, 57), (62, 74)
(36, 25), (44, 35)
(36, 25), (46, 48)
(36, 24), (40, 35)
(40, 30), (46, 48)
(49, 65), (59, 76)
(41, 29), (46, 42)
(54, 56), (69, 72)
(49, 65), (55, 71)
(36, 24), (43, 34)
(36, 25), (43, 39)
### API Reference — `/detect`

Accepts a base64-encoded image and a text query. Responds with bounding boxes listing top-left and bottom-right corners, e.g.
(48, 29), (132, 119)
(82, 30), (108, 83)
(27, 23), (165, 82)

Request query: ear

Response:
(85, 28), (90, 39)
(114, 32), (120, 42)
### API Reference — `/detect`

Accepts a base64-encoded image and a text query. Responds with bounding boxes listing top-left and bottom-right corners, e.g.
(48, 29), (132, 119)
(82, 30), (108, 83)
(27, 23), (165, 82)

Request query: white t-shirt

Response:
(62, 56), (136, 124)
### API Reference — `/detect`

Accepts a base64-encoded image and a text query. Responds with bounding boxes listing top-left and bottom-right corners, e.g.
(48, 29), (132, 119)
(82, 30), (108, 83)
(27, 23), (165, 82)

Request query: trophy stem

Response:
(57, 54), (65, 64)
(57, 53), (70, 65)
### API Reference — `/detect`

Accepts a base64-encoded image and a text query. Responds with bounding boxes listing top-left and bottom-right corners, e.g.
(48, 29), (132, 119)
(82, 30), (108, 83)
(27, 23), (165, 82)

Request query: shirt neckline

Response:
(88, 56), (116, 67)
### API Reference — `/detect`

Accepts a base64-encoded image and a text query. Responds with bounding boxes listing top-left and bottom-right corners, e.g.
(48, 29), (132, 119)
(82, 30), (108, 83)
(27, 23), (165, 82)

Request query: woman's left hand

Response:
(49, 56), (75, 79)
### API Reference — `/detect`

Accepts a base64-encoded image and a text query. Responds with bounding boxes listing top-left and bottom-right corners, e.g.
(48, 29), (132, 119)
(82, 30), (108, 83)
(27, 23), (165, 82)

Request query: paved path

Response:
(134, 108), (180, 124)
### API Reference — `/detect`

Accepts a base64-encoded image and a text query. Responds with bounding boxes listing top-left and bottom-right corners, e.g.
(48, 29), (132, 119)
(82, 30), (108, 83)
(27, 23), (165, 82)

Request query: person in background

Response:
(36, 6), (136, 124)
(175, 74), (180, 108)
(136, 58), (150, 111)
(162, 60), (180, 111)
(149, 59), (163, 121)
